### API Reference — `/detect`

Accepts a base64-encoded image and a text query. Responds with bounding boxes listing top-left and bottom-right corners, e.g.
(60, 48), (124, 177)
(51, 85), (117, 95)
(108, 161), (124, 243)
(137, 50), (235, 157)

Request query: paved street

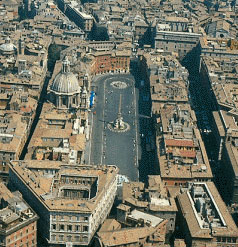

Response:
(89, 74), (140, 181)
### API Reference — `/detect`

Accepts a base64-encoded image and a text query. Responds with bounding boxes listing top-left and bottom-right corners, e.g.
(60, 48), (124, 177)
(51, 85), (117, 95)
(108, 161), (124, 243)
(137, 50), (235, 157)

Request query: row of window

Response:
(51, 234), (88, 242)
(60, 177), (92, 185)
(7, 225), (35, 243)
(217, 237), (237, 243)
(52, 224), (88, 232)
(52, 215), (88, 221)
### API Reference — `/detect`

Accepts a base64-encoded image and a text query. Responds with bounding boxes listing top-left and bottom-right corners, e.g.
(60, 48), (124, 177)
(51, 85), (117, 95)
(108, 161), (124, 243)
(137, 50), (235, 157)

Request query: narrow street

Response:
(184, 56), (219, 184)
(131, 59), (156, 182)
(19, 75), (51, 160)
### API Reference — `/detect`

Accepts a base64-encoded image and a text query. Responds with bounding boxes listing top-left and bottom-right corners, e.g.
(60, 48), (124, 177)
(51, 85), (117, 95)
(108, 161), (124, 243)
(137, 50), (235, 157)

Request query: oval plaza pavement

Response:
(89, 74), (140, 181)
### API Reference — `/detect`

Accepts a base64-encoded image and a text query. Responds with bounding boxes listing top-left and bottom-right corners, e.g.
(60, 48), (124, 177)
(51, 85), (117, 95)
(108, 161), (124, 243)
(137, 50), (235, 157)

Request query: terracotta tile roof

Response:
(97, 227), (153, 246)
(165, 139), (194, 147)
(99, 219), (121, 232)
(179, 150), (196, 158)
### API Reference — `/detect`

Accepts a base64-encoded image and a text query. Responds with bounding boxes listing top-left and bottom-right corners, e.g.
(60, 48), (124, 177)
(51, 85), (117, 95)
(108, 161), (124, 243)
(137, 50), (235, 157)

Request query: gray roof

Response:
(51, 72), (80, 94)
(51, 58), (80, 95)
(0, 42), (16, 52)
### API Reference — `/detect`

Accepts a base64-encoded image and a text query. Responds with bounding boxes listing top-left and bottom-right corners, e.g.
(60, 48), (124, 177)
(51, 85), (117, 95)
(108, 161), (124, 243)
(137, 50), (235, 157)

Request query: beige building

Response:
(138, 52), (189, 112)
(177, 182), (238, 247)
(122, 175), (177, 233)
(25, 102), (87, 164)
(9, 160), (119, 246)
(94, 213), (167, 247)
(0, 183), (38, 247)
(25, 55), (90, 164)
(0, 112), (28, 182)
(155, 30), (201, 59)
(199, 37), (238, 62)
(155, 104), (213, 186)
(198, 55), (238, 204)
(65, 5), (94, 33)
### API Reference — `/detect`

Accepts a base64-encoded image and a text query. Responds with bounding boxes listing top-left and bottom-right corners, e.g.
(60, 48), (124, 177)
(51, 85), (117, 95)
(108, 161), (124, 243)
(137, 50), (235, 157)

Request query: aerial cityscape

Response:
(1, 0), (238, 246)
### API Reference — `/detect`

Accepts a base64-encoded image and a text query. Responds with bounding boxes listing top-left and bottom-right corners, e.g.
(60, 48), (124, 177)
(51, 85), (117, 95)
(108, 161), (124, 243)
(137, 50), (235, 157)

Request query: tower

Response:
(18, 38), (25, 55)
(18, 60), (27, 74)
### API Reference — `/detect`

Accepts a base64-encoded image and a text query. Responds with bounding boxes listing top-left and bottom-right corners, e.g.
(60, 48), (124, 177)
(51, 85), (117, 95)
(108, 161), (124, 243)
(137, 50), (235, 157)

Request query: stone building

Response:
(0, 37), (16, 57)
(9, 160), (118, 246)
(121, 176), (177, 234)
(50, 57), (87, 110)
(90, 50), (131, 75)
(65, 5), (94, 33)
(177, 182), (238, 247)
(94, 214), (167, 247)
(155, 103), (213, 187)
(221, 130), (238, 204)
(0, 112), (28, 182)
(0, 183), (38, 247)
(154, 30), (201, 59)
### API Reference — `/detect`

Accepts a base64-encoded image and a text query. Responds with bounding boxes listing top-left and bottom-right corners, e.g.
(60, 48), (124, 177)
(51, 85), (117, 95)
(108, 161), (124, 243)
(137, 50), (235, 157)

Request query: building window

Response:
(75, 235), (80, 241)
(75, 225), (80, 232)
(60, 225), (65, 231)
(59, 235), (64, 241)
(84, 216), (88, 221)
(51, 235), (56, 241)
(83, 226), (88, 232)
(52, 224), (56, 230)
(67, 235), (72, 242)
(67, 225), (72, 231)
(82, 236), (88, 242)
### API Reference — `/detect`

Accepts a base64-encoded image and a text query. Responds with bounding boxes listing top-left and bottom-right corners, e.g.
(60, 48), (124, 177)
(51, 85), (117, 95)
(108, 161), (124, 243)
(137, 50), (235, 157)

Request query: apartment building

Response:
(65, 5), (94, 33)
(138, 52), (189, 110)
(155, 103), (213, 186)
(122, 175), (177, 233)
(199, 55), (238, 203)
(0, 183), (38, 247)
(177, 182), (238, 247)
(94, 217), (167, 247)
(90, 50), (131, 75)
(0, 113), (28, 182)
(199, 37), (238, 62)
(155, 29), (201, 59)
(9, 160), (119, 246)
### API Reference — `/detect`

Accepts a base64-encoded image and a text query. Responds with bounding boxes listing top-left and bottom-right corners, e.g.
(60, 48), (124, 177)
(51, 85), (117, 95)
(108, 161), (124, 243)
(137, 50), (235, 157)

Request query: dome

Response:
(51, 58), (80, 95)
(0, 37), (16, 53)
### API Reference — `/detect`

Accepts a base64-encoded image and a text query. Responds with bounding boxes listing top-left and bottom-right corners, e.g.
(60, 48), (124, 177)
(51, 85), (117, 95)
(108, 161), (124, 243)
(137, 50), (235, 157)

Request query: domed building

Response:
(0, 37), (16, 56)
(50, 57), (82, 109)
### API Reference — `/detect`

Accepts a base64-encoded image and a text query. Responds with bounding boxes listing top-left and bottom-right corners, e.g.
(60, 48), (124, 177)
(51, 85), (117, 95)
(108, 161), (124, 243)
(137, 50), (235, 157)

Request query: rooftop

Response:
(156, 104), (212, 180)
(0, 183), (38, 234)
(177, 182), (238, 238)
(9, 160), (118, 212)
